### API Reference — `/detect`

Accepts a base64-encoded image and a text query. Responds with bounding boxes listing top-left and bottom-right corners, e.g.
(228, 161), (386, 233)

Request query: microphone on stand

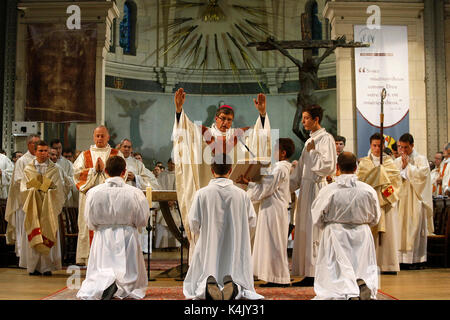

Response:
(237, 135), (256, 158)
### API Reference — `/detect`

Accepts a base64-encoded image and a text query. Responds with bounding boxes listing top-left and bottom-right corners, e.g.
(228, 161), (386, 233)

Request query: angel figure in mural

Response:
(114, 96), (156, 151)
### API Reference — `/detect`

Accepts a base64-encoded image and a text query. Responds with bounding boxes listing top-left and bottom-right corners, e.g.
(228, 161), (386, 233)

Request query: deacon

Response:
(357, 133), (402, 274)
(19, 141), (66, 275)
(313, 152), (380, 300)
(5, 134), (40, 259)
(0, 152), (14, 199)
(173, 88), (271, 260)
(183, 154), (263, 300)
(77, 156), (149, 300)
(394, 133), (433, 268)
(240, 138), (295, 287)
(73, 126), (124, 265)
(289, 105), (337, 286)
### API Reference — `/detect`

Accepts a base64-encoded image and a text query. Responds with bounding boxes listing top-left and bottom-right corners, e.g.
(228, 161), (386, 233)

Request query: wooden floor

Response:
(1, 255), (449, 300)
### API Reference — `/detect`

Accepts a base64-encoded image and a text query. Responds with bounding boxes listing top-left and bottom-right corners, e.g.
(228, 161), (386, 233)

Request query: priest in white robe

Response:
(394, 134), (433, 267)
(241, 138), (295, 287)
(5, 134), (40, 259)
(19, 141), (66, 275)
(49, 147), (72, 203)
(313, 152), (380, 300)
(50, 139), (78, 207)
(356, 133), (402, 273)
(77, 156), (149, 300)
(155, 158), (180, 249)
(289, 104), (337, 286)
(0, 153), (14, 199)
(73, 126), (124, 265)
(172, 88), (272, 261)
(183, 155), (263, 300)
(119, 138), (159, 254)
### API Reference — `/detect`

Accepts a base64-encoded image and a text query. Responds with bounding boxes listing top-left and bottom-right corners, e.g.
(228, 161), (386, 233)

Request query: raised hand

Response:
(253, 93), (266, 116)
(174, 88), (186, 113)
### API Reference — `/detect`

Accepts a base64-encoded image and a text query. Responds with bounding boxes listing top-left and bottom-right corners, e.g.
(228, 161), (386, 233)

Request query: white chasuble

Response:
(357, 154), (402, 272)
(19, 160), (65, 273)
(172, 110), (271, 261)
(394, 150), (433, 264)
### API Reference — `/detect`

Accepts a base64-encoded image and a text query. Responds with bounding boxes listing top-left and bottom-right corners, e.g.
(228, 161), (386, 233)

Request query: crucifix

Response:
(247, 21), (369, 142)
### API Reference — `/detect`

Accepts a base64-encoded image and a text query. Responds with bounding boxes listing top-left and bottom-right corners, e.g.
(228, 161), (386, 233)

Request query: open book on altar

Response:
(229, 157), (271, 183)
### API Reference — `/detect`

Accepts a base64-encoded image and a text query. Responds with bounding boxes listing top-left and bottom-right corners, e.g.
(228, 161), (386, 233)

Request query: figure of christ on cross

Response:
(247, 36), (368, 142)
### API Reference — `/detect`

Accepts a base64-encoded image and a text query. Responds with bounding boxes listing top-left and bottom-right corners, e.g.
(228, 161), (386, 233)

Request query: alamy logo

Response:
(366, 5), (381, 30)
(66, 5), (81, 30)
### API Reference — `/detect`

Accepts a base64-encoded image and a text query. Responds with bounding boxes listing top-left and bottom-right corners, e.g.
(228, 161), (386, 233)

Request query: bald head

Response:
(337, 151), (357, 174)
(93, 126), (110, 148)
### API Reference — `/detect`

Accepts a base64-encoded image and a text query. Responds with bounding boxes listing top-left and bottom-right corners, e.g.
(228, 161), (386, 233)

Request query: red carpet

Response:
(43, 285), (395, 300)
(145, 259), (187, 271)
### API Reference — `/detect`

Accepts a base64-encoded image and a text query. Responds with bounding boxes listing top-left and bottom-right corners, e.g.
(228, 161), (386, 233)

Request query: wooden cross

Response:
(247, 36), (369, 142)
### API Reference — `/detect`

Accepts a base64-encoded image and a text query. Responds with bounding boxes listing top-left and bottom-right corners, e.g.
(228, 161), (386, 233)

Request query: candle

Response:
(146, 186), (152, 206)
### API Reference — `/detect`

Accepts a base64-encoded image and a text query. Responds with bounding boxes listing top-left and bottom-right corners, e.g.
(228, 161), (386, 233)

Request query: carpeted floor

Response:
(42, 285), (396, 300)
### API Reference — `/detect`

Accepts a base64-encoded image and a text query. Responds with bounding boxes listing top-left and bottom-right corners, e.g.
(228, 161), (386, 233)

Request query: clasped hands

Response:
(95, 158), (105, 173)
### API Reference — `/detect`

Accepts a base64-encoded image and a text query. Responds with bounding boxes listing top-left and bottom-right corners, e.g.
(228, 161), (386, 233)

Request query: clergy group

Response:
(1, 87), (446, 301)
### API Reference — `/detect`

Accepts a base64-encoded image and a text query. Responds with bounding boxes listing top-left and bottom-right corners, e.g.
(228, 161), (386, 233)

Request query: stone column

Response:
(424, 0), (448, 157)
(2, 0), (18, 156)
(444, 3), (450, 145)
(324, 1), (427, 155)
(16, 0), (119, 151)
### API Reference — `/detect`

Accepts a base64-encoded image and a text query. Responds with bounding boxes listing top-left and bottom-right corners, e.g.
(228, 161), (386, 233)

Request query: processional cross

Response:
(247, 17), (369, 142)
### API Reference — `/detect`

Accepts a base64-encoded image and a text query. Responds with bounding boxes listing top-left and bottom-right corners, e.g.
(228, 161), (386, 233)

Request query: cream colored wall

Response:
(324, 1), (427, 156)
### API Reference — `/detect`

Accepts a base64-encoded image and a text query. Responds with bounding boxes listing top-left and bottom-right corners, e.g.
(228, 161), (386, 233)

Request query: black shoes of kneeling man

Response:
(205, 275), (238, 300)
(101, 282), (118, 300)
(348, 279), (372, 300)
(259, 282), (290, 287)
(291, 276), (314, 287)
(29, 270), (52, 276)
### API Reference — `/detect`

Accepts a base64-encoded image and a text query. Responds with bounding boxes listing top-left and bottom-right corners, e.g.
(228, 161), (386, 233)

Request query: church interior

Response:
(0, 0), (450, 302)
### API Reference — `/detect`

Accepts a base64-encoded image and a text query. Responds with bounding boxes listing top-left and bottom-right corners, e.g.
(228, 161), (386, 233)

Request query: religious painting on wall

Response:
(25, 23), (97, 122)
